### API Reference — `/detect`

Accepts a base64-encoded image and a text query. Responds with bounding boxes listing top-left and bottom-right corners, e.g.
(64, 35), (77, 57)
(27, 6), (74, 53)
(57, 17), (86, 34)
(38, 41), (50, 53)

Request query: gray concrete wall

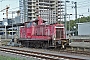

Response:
(70, 42), (90, 48)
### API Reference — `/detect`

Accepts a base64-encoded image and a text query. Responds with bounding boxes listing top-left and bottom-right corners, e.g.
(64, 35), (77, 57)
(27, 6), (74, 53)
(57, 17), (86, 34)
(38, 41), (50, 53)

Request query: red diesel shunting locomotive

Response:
(19, 16), (69, 48)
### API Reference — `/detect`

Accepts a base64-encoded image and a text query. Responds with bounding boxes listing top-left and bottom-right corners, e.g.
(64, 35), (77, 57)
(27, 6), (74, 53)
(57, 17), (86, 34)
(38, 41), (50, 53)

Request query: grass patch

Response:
(0, 55), (25, 60)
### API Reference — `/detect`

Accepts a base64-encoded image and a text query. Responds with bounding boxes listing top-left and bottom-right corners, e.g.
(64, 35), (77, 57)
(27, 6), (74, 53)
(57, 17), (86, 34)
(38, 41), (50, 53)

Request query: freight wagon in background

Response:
(18, 16), (69, 48)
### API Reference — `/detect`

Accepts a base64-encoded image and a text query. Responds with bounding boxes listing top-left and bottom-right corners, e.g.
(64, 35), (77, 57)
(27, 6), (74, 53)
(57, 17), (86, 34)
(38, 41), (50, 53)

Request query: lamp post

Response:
(64, 0), (70, 38)
(67, 14), (72, 32)
(4, 22), (8, 40)
(73, 26), (76, 36)
(11, 10), (20, 39)
(72, 1), (77, 20)
(12, 12), (13, 39)
(11, 11), (16, 39)
(79, 15), (83, 23)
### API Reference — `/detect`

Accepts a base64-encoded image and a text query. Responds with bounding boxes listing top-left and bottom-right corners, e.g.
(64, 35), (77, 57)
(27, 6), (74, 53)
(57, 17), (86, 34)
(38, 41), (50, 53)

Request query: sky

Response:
(0, 0), (90, 21)
(66, 0), (90, 20)
(0, 0), (19, 21)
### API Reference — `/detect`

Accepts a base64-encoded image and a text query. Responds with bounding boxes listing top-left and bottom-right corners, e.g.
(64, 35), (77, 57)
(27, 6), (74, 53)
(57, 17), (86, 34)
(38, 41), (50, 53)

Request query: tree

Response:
(67, 16), (90, 31)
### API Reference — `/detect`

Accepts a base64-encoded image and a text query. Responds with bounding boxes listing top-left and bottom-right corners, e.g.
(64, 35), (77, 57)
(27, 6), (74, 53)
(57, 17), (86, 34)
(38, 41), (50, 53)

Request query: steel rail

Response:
(0, 47), (86, 60)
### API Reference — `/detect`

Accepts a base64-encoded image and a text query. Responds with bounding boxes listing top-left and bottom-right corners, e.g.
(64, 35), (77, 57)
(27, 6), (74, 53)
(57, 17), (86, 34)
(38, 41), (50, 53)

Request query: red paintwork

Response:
(20, 16), (65, 41)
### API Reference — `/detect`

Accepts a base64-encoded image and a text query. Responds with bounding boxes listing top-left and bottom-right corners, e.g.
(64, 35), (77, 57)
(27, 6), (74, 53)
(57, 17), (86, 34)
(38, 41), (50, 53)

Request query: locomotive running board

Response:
(18, 38), (51, 41)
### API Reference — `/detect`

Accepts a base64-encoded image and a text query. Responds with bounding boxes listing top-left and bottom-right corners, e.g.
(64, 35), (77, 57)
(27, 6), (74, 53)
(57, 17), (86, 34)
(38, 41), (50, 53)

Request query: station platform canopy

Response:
(0, 23), (24, 28)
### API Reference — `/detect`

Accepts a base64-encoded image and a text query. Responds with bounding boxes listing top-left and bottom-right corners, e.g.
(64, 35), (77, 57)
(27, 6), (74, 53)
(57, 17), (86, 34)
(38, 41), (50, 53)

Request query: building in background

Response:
(19, 0), (64, 24)
(19, 0), (28, 23)
(0, 21), (3, 35)
(3, 18), (12, 25)
(14, 16), (20, 24)
(78, 22), (90, 36)
(14, 10), (21, 24)
(2, 15), (20, 35)
(0, 21), (3, 26)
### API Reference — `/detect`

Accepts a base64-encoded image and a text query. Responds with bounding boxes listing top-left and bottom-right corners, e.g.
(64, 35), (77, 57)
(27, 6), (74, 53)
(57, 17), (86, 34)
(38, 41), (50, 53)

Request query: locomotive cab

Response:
(51, 24), (69, 48)
(33, 16), (46, 25)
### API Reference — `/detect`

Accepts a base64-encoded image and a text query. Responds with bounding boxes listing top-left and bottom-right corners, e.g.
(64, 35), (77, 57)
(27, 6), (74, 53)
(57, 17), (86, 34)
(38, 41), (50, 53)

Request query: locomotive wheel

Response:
(19, 40), (50, 49)
(41, 41), (48, 49)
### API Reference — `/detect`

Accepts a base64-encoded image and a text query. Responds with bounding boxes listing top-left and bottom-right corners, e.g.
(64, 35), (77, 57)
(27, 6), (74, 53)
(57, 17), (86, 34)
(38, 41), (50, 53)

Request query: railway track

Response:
(0, 46), (88, 60)
(53, 49), (90, 56)
(62, 50), (90, 55)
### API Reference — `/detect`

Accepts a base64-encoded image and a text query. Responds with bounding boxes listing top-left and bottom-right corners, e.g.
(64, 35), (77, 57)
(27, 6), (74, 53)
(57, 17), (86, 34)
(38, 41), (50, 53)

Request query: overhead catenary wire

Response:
(78, 2), (90, 6)
(78, 5), (90, 8)
(0, 0), (19, 19)
(0, 0), (17, 2)
(0, 0), (19, 12)
(66, 1), (90, 10)
(77, 0), (90, 4)
(64, 0), (90, 12)
(9, 7), (19, 10)
(0, 0), (5, 2)
(62, 0), (90, 20)
(67, 5), (90, 10)
(78, 2), (90, 7)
